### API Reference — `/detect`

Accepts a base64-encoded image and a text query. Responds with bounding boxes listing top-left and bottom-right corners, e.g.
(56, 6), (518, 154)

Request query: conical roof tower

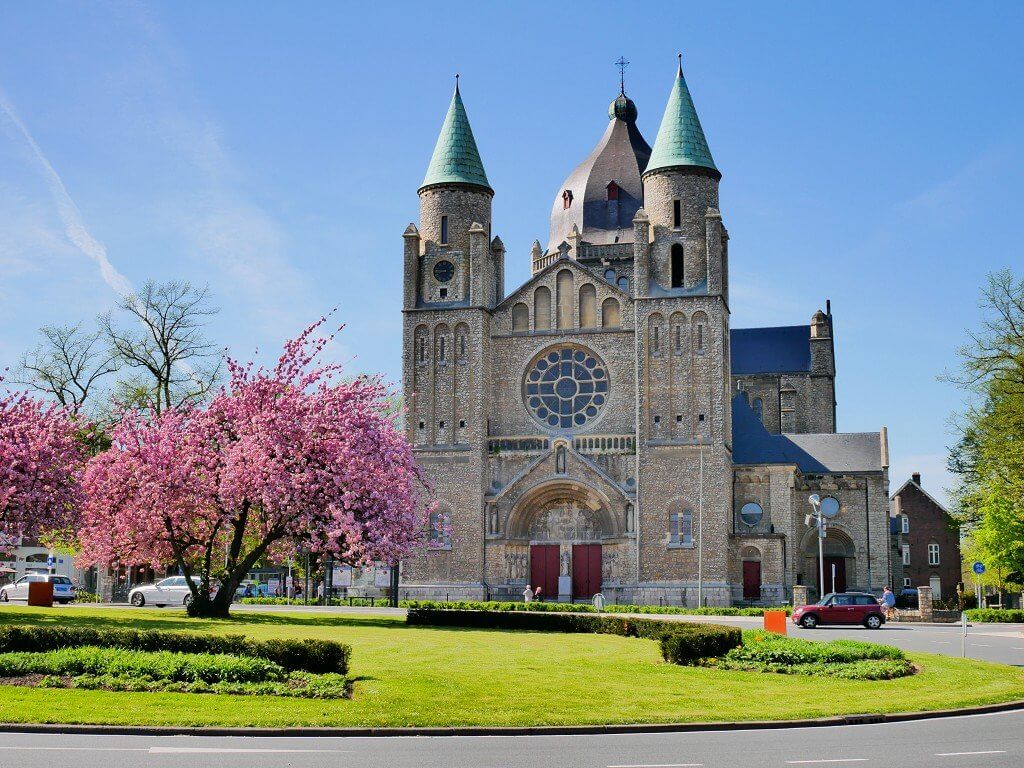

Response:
(645, 55), (719, 179)
(420, 78), (492, 193)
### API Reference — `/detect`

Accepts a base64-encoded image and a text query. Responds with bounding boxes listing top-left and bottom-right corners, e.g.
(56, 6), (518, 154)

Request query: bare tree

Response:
(16, 324), (118, 414)
(102, 281), (223, 415)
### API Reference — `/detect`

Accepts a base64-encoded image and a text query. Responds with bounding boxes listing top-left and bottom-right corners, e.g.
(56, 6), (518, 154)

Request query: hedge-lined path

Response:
(1, 606), (1023, 728)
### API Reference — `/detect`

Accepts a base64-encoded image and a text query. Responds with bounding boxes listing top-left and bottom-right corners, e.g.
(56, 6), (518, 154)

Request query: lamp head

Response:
(808, 493), (821, 509)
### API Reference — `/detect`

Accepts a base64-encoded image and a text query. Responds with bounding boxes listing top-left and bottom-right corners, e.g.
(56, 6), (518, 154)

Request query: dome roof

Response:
(547, 94), (651, 253)
(608, 93), (638, 123)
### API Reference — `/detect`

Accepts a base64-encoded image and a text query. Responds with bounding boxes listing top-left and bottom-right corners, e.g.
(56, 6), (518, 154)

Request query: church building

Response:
(400, 59), (892, 606)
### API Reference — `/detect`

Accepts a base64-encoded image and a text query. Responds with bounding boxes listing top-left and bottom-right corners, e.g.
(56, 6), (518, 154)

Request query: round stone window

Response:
(820, 496), (841, 518)
(524, 345), (609, 430)
(740, 502), (764, 527)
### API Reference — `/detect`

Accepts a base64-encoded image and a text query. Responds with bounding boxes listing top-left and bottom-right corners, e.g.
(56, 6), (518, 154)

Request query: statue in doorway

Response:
(560, 549), (570, 576)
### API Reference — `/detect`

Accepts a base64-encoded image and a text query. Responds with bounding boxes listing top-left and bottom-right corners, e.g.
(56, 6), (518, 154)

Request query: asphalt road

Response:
(0, 711), (1022, 768)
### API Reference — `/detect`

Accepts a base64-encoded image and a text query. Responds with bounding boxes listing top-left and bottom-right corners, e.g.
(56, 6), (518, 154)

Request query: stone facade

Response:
(399, 68), (891, 606)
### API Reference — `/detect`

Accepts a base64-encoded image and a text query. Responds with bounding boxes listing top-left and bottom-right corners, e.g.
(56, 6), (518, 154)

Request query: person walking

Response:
(880, 586), (896, 620)
(522, 584), (533, 603)
(534, 585), (542, 602)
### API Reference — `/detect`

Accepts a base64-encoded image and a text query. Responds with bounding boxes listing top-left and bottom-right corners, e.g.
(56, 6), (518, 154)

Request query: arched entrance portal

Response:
(801, 528), (856, 597)
(506, 482), (619, 602)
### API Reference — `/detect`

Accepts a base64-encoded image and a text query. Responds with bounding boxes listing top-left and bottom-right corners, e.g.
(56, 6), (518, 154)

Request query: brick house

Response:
(891, 473), (961, 601)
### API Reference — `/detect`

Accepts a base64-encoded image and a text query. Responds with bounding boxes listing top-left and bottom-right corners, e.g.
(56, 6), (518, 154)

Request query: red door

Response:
(572, 544), (602, 600)
(816, 557), (847, 596)
(529, 544), (559, 601)
(742, 561), (761, 601)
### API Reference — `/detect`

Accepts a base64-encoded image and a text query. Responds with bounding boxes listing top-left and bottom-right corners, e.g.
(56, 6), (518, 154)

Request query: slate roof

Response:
(732, 394), (882, 473)
(547, 93), (652, 252)
(420, 83), (491, 192)
(730, 325), (811, 375)
(645, 58), (718, 177)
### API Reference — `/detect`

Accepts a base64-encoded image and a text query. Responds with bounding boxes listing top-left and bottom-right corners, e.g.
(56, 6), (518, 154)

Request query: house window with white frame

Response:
(902, 544), (910, 566)
(928, 542), (940, 566)
(901, 515), (909, 534)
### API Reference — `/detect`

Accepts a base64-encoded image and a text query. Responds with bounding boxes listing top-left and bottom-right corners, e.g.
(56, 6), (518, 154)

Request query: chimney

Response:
(912, 472), (921, 486)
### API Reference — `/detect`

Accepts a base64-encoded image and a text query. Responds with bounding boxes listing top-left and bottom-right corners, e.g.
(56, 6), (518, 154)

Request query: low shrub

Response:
(405, 600), (791, 617)
(72, 592), (103, 604)
(712, 631), (912, 680)
(0, 625), (349, 675)
(406, 608), (741, 665)
(34, 670), (349, 698)
(241, 596), (387, 607)
(965, 608), (1024, 623)
(0, 646), (284, 683)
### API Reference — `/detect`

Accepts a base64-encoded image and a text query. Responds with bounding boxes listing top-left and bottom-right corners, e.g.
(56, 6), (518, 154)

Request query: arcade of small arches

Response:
(511, 269), (622, 333)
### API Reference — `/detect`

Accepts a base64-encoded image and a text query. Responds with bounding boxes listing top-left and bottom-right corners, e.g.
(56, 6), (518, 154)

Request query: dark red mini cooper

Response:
(791, 592), (886, 629)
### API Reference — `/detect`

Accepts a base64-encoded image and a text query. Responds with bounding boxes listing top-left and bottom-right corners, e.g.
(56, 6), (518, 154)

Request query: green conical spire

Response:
(645, 56), (718, 177)
(420, 78), (492, 193)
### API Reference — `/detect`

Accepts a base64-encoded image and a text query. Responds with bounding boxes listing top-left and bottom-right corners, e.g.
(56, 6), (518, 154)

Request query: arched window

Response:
(671, 243), (685, 289)
(454, 323), (469, 363)
(669, 508), (693, 546)
(616, 275), (629, 292)
(604, 268), (616, 282)
(579, 284), (597, 328)
(534, 286), (551, 330)
(928, 542), (940, 566)
(556, 269), (574, 329)
(429, 510), (451, 548)
(752, 397), (763, 422)
(512, 302), (529, 332)
(555, 445), (567, 474)
(602, 297), (620, 328)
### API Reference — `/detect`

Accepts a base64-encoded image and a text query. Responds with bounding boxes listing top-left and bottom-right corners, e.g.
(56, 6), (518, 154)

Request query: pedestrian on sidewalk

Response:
(522, 584), (533, 603)
(880, 585), (896, 620)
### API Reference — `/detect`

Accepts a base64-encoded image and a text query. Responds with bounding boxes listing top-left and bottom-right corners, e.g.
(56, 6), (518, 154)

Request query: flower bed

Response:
(0, 624), (352, 697)
(714, 631), (913, 680)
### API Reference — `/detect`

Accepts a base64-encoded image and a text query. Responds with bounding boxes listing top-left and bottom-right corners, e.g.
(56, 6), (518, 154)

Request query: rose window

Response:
(524, 345), (608, 429)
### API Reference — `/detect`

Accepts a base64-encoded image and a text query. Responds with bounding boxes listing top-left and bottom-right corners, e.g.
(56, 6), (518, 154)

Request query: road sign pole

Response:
(961, 611), (967, 658)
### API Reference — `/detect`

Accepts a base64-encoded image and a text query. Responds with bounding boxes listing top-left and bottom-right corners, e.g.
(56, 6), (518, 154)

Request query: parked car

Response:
(791, 592), (886, 629)
(896, 588), (919, 609)
(0, 573), (77, 604)
(128, 575), (213, 607)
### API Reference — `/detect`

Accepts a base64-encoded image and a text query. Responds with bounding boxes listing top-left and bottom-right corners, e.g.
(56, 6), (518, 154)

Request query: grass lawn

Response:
(1, 605), (1023, 727)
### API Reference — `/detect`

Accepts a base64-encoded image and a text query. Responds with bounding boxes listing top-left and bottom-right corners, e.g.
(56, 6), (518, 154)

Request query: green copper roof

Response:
(420, 82), (491, 192)
(645, 59), (718, 177)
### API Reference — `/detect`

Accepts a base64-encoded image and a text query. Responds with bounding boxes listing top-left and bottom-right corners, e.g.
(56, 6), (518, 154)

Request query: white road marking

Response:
(935, 751), (1007, 757)
(785, 761), (869, 765)
(608, 764), (702, 767)
(971, 643), (993, 647)
(0, 747), (148, 752)
(149, 747), (352, 754)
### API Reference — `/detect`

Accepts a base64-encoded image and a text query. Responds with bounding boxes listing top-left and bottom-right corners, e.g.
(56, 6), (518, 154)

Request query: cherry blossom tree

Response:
(78, 319), (425, 617)
(0, 384), (84, 539)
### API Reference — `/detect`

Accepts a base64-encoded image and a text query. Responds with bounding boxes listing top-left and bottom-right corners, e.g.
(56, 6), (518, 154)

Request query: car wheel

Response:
(800, 614), (818, 629)
(0, 590), (8, 602)
(865, 614), (883, 630)
(130, 592), (145, 607)
(184, 595), (193, 607)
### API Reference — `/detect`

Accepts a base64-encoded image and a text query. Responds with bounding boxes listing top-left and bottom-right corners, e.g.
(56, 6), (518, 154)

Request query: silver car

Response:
(0, 573), (77, 604)
(128, 576), (204, 607)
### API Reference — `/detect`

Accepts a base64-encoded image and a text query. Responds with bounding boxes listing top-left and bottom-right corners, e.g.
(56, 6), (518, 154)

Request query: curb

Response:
(3, 699), (1024, 738)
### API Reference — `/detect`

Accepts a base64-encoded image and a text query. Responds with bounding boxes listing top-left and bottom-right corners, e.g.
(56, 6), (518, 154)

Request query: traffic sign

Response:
(45, 555), (55, 567)
(972, 561), (986, 575)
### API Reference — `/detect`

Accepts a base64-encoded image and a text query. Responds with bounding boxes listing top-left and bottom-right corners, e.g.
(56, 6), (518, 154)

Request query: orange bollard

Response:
(763, 609), (787, 635)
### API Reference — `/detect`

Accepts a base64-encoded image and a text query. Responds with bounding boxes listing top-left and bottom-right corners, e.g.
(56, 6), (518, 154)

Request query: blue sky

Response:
(2, 2), (1022, 504)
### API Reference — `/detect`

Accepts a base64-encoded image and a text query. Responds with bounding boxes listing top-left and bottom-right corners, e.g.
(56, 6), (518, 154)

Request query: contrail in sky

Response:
(0, 89), (133, 296)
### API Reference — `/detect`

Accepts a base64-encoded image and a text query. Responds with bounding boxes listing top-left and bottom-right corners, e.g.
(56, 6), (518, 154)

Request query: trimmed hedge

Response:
(0, 625), (349, 675)
(405, 600), (790, 617)
(965, 608), (1024, 623)
(406, 608), (742, 665)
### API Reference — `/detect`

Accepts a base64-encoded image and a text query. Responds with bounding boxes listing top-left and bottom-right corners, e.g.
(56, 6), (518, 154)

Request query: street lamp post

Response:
(806, 494), (826, 598)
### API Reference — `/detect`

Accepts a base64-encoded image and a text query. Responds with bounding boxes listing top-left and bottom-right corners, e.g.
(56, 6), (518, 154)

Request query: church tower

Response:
(633, 56), (733, 605)
(401, 80), (501, 596)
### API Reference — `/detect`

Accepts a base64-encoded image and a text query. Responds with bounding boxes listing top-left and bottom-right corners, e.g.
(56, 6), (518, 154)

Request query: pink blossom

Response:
(77, 319), (426, 616)
(0, 383), (83, 538)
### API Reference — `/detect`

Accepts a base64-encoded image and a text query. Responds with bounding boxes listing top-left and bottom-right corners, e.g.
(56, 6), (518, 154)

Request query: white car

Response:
(0, 573), (77, 604)
(128, 576), (206, 607)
